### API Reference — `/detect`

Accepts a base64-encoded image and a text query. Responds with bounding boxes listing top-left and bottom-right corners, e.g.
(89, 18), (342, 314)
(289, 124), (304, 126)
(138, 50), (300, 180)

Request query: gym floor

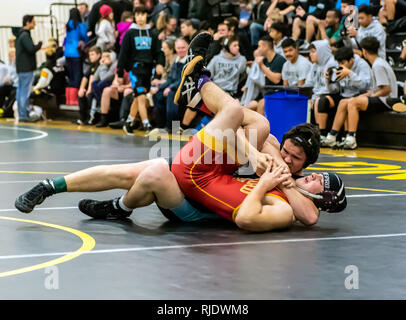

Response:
(0, 119), (405, 300)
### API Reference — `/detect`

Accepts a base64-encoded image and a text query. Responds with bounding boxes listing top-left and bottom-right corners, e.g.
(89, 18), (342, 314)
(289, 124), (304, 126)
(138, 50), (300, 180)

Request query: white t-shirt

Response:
(371, 57), (398, 107)
(282, 55), (312, 87)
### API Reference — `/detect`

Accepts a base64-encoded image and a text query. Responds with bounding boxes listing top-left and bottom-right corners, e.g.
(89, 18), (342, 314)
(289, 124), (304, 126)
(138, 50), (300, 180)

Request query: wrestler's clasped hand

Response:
(253, 151), (273, 176)
(258, 163), (291, 191)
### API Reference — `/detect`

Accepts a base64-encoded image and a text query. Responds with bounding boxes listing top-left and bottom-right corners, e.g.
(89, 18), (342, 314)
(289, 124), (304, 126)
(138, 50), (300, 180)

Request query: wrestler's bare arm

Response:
(235, 165), (294, 232)
(278, 185), (320, 226)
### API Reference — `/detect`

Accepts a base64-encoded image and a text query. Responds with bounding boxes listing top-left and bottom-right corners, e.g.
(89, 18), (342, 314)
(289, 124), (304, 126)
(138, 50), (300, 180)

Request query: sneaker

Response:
(78, 198), (132, 220)
(15, 179), (55, 213)
(320, 135), (326, 145)
(333, 136), (347, 149)
(321, 133), (337, 147)
(299, 41), (310, 50)
(342, 135), (357, 150)
(123, 121), (135, 135)
(109, 120), (125, 129)
(142, 123), (153, 134)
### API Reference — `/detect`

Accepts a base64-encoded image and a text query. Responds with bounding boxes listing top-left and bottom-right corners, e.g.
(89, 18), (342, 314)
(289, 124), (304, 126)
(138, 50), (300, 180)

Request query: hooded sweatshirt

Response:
(117, 23), (164, 78)
(329, 54), (372, 98)
(93, 51), (117, 82)
(354, 19), (386, 60)
(304, 40), (339, 100)
(207, 50), (247, 93)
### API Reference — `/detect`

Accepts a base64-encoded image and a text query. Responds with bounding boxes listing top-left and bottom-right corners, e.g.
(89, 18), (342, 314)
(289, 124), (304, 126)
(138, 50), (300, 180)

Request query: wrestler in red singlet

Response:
(171, 128), (289, 222)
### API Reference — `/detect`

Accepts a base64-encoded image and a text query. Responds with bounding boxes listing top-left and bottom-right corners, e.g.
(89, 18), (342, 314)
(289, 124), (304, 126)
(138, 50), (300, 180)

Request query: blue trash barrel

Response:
(264, 91), (309, 143)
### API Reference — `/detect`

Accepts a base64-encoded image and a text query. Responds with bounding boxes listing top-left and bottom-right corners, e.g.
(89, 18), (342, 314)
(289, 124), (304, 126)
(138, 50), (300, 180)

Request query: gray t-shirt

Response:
(371, 57), (398, 107)
(282, 55), (312, 87)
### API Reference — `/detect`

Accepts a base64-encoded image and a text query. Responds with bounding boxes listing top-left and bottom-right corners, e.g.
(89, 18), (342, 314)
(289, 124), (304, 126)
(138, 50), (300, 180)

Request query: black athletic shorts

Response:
(129, 62), (152, 95)
(367, 97), (390, 113)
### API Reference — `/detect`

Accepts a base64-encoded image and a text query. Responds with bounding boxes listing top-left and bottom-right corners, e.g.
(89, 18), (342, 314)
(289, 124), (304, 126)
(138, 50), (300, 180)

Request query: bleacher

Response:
(357, 32), (406, 150)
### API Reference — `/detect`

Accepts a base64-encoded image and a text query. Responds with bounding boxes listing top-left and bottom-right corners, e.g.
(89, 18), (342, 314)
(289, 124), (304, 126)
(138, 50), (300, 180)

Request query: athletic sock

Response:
(320, 129), (328, 136)
(329, 130), (338, 136)
(142, 119), (150, 128)
(51, 177), (67, 193)
(117, 196), (133, 213)
(197, 75), (212, 91)
(348, 131), (356, 136)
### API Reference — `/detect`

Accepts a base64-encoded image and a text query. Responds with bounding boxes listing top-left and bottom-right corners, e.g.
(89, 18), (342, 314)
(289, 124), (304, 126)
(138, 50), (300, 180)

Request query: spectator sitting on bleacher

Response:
(77, 46), (102, 125)
(91, 50), (117, 112)
(378, 0), (406, 27)
(64, 8), (89, 106)
(206, 22), (232, 63)
(96, 71), (132, 127)
(224, 16), (254, 62)
(293, 0), (336, 50)
(249, 0), (271, 48)
(348, 4), (386, 59)
(316, 9), (343, 45)
(118, 5), (165, 134)
(207, 35), (247, 98)
(95, 4), (117, 51)
(318, 46), (372, 146)
(155, 14), (179, 41)
(117, 11), (134, 45)
(281, 38), (312, 87)
(304, 39), (339, 122)
(323, 37), (398, 150)
(149, 38), (178, 130)
(246, 34), (286, 115)
(268, 21), (289, 56)
(150, 0), (180, 26)
(180, 19), (199, 43)
(87, 0), (132, 38)
(264, 0), (296, 29)
(238, 0), (252, 30)
(0, 60), (18, 118)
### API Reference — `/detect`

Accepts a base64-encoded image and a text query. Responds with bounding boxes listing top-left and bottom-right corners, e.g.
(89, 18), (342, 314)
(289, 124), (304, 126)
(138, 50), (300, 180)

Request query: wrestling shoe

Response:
(78, 198), (132, 220)
(174, 32), (213, 109)
(341, 135), (358, 150)
(186, 31), (213, 64)
(15, 179), (55, 213)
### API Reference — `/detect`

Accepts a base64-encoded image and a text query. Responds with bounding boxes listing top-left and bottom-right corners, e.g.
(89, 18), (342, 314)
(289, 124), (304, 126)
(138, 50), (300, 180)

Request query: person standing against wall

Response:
(15, 15), (42, 122)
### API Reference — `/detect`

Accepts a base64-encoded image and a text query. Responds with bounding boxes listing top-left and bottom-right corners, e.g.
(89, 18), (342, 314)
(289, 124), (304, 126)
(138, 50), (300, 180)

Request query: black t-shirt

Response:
(263, 53), (286, 86)
(85, 61), (100, 78)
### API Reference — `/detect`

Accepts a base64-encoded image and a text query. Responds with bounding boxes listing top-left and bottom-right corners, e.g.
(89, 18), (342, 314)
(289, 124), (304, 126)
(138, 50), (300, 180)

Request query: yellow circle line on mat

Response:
(0, 216), (96, 278)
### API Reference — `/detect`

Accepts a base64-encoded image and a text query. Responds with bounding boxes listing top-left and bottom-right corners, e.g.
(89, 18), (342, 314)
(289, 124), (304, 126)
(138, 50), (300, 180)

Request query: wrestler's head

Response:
(296, 172), (347, 213)
(280, 124), (320, 175)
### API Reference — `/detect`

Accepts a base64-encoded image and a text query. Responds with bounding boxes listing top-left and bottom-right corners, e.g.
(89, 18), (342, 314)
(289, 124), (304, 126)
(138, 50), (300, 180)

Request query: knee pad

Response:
(318, 96), (331, 113)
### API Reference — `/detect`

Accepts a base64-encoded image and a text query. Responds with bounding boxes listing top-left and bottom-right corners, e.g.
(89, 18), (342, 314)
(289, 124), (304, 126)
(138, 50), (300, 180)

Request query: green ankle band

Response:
(52, 177), (67, 193)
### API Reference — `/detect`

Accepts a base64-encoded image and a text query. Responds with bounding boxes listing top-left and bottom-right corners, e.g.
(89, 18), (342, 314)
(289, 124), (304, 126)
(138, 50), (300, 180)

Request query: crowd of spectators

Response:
(1, 0), (406, 149)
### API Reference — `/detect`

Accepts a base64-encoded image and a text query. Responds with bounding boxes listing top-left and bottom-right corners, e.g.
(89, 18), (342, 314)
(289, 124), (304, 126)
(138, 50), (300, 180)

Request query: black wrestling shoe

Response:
(78, 198), (132, 220)
(15, 179), (55, 213)
(174, 32), (213, 109)
(186, 31), (213, 64)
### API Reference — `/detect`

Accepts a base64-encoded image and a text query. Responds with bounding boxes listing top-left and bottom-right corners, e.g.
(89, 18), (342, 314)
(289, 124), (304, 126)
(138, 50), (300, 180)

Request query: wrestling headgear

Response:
(298, 172), (347, 213)
(280, 124), (320, 168)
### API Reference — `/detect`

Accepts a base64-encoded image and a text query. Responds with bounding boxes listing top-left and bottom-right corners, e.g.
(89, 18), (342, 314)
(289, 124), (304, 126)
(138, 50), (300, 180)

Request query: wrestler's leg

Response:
(65, 159), (162, 192)
(122, 158), (184, 209)
(14, 159), (162, 213)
